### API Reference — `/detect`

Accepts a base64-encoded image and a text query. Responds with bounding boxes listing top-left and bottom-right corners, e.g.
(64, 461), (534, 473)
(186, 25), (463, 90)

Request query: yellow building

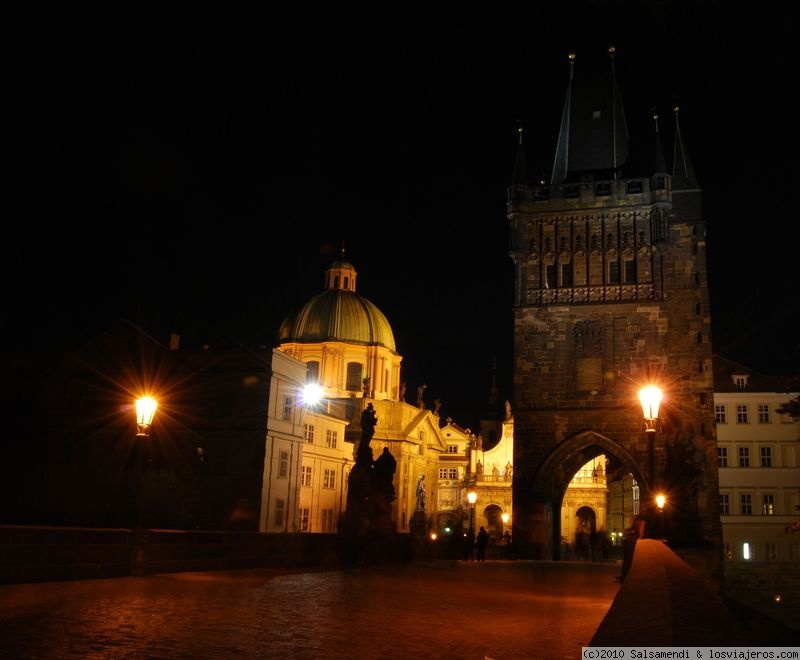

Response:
(273, 254), (447, 533)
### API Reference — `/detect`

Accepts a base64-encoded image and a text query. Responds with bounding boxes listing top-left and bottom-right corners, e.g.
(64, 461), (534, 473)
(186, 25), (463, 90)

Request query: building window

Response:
(448, 468), (458, 479)
(346, 363), (362, 391)
(623, 258), (635, 283)
(299, 508), (310, 532)
(758, 404), (770, 424)
(439, 468), (449, 479)
(274, 499), (285, 527)
(545, 262), (556, 289)
(304, 424), (315, 443)
(762, 494), (774, 515)
(321, 508), (335, 532)
(736, 405), (749, 424)
(733, 375), (748, 390)
(608, 259), (620, 284)
(741, 494), (752, 515)
(561, 262), (573, 287)
(282, 395), (293, 421)
(306, 361), (320, 383)
(323, 468), (336, 489)
(717, 447), (728, 467)
(279, 450), (289, 478)
(447, 445), (459, 454)
(715, 405), (727, 424)
(301, 465), (312, 486)
(720, 493), (730, 515)
(742, 542), (752, 560)
(760, 446), (772, 467)
(326, 429), (338, 448)
(765, 543), (777, 560)
(738, 447), (750, 468)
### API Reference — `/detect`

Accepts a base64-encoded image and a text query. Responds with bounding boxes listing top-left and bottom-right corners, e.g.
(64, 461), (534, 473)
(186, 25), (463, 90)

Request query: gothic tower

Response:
(508, 49), (719, 560)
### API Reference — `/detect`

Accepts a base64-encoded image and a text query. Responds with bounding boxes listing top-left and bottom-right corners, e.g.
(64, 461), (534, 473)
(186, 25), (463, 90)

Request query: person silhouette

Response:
(476, 526), (489, 561)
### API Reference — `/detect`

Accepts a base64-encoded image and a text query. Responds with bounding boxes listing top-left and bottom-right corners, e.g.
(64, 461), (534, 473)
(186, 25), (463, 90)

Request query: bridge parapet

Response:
(590, 539), (751, 646)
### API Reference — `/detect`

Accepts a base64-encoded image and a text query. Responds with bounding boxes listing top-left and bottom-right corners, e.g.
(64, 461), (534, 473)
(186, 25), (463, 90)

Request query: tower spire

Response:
(672, 105), (699, 189)
(511, 121), (527, 185)
(550, 51), (575, 184)
(652, 110), (668, 174)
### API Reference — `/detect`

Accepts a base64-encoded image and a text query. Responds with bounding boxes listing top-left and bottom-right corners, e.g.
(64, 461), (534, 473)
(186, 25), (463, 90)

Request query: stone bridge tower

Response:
(508, 49), (719, 559)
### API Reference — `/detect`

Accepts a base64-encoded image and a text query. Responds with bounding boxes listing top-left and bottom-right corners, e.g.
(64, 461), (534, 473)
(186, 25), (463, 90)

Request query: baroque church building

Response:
(507, 48), (720, 560)
(264, 255), (449, 534)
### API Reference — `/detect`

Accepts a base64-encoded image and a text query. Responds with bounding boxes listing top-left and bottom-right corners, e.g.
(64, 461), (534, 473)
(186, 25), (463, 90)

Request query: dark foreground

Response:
(0, 560), (621, 659)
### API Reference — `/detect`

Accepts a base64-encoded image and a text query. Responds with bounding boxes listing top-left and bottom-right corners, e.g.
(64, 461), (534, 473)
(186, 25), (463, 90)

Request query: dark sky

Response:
(7, 5), (798, 429)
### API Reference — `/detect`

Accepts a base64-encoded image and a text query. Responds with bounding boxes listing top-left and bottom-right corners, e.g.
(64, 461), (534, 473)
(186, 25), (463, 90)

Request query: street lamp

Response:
(136, 396), (158, 438)
(467, 489), (477, 535)
(501, 511), (509, 534)
(638, 385), (662, 485)
(134, 396), (158, 531)
(638, 385), (662, 434)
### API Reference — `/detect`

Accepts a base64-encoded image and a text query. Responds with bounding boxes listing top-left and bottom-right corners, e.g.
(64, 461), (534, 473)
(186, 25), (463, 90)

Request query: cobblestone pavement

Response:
(0, 560), (621, 660)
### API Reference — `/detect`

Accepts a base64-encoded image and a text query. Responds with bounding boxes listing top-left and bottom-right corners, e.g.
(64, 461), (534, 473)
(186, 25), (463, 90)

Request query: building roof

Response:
(277, 258), (396, 352)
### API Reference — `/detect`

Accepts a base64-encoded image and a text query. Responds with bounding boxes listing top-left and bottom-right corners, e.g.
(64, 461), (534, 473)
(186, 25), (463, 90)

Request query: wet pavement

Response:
(0, 560), (621, 659)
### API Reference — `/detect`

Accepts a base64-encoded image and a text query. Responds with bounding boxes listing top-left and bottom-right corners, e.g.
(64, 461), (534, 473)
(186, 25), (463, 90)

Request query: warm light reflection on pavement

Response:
(0, 561), (620, 659)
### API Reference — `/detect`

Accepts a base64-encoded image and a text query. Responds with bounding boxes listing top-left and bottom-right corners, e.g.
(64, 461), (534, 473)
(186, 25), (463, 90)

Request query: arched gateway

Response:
(528, 431), (647, 560)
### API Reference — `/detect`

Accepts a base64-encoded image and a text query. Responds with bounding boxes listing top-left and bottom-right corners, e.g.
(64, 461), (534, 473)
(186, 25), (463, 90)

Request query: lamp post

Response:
(467, 489), (477, 536)
(134, 396), (158, 528)
(638, 385), (662, 539)
(638, 385), (662, 485)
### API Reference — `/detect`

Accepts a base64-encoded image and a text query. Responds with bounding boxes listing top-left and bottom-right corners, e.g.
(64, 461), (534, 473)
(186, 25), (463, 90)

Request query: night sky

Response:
(7, 5), (798, 429)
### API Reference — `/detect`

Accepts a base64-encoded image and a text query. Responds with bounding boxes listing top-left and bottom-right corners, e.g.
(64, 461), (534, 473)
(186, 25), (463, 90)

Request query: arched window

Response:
(346, 363), (363, 391)
(306, 361), (320, 383)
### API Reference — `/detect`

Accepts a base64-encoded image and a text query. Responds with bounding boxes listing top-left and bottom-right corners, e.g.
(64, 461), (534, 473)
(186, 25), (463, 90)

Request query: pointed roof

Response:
(652, 112), (668, 174)
(551, 47), (630, 184)
(671, 105), (699, 189)
(511, 124), (527, 185)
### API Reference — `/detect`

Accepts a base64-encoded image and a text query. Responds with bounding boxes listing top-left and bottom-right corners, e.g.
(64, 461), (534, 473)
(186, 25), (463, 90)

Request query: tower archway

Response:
(529, 430), (647, 559)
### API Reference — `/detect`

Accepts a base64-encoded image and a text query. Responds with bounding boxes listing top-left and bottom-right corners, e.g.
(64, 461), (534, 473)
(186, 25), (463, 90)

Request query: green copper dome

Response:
(277, 257), (396, 351)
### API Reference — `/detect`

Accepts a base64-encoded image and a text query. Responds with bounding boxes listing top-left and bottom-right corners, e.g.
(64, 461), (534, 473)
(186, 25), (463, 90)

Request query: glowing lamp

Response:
(135, 396), (158, 438)
(467, 490), (477, 506)
(655, 494), (666, 511)
(302, 383), (323, 407)
(638, 386), (663, 433)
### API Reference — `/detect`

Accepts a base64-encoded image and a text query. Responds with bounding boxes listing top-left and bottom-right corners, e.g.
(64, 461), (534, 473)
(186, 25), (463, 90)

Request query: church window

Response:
(279, 450), (289, 477)
(333, 275), (339, 288)
(307, 361), (320, 383)
(274, 499), (285, 527)
(346, 363), (363, 391)
(299, 508), (310, 531)
(343, 276), (349, 289)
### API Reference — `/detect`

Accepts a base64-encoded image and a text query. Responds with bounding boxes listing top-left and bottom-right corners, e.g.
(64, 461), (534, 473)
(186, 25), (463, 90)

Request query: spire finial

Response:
(340, 241), (346, 261)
